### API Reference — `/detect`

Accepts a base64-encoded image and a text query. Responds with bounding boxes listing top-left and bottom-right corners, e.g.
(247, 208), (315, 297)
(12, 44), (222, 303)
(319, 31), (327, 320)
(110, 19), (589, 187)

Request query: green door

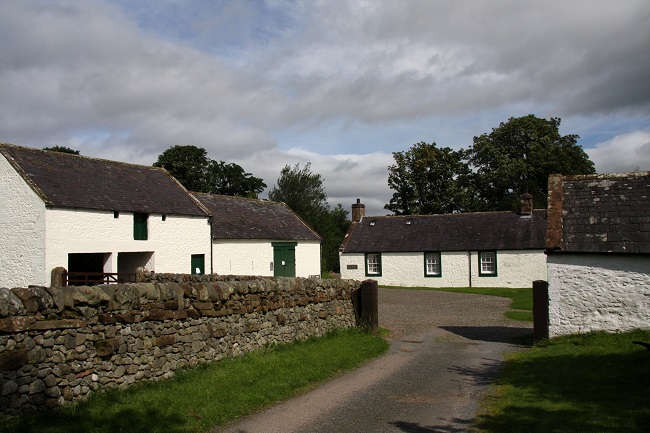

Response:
(272, 243), (296, 277)
(191, 254), (205, 275)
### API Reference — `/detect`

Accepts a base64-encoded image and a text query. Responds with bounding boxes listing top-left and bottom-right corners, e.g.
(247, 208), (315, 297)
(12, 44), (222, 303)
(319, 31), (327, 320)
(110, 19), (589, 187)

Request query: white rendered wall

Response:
(548, 254), (650, 337)
(340, 250), (546, 288)
(45, 209), (211, 280)
(295, 241), (321, 277)
(213, 239), (321, 278)
(0, 154), (47, 287)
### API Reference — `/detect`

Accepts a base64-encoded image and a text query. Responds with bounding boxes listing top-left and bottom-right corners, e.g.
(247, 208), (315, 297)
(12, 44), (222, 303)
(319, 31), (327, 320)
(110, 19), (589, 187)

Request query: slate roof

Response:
(340, 210), (546, 253)
(546, 172), (650, 254)
(193, 193), (321, 241)
(0, 143), (209, 216)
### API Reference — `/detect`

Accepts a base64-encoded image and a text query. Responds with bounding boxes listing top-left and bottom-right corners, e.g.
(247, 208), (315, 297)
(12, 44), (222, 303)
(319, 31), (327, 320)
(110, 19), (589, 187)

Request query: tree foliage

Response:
(153, 145), (266, 198)
(385, 115), (596, 214)
(467, 115), (595, 211)
(385, 142), (474, 215)
(269, 163), (329, 226)
(269, 163), (349, 273)
(43, 146), (80, 155)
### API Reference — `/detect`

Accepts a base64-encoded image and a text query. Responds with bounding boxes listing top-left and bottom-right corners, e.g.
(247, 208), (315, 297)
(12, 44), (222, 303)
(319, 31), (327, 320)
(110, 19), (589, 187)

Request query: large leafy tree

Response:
(269, 163), (349, 273)
(154, 145), (266, 197)
(269, 163), (329, 226)
(207, 160), (267, 198)
(385, 142), (475, 215)
(154, 145), (211, 192)
(467, 115), (595, 210)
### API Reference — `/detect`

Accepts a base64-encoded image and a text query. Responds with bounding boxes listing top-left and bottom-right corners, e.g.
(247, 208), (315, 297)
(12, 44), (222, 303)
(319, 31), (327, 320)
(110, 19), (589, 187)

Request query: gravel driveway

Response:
(215, 287), (532, 433)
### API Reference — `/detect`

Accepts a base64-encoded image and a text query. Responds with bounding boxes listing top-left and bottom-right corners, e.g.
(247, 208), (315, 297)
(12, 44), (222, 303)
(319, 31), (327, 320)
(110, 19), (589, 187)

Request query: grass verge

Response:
(9, 328), (389, 433)
(473, 330), (650, 433)
(381, 285), (533, 322)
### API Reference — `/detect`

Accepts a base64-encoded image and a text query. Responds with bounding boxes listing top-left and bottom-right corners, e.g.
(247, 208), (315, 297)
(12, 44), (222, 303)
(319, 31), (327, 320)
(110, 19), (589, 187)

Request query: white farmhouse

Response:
(546, 172), (650, 337)
(340, 197), (547, 288)
(0, 143), (212, 288)
(193, 193), (322, 278)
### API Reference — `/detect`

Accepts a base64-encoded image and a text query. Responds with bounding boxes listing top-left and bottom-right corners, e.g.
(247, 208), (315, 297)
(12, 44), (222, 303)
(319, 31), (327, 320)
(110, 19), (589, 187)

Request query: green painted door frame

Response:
(272, 242), (297, 277)
(191, 254), (205, 275)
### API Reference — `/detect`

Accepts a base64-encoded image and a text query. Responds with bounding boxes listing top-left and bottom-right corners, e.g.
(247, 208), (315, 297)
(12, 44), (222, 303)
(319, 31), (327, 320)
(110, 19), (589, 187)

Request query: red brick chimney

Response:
(351, 199), (365, 222)
(520, 192), (533, 217)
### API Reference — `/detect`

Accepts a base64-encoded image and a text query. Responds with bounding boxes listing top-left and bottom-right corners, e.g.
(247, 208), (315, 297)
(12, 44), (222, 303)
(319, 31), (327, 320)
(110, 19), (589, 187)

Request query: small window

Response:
(479, 251), (497, 276)
(114, 211), (119, 218)
(162, 214), (167, 221)
(424, 252), (441, 277)
(133, 213), (148, 240)
(365, 253), (382, 276)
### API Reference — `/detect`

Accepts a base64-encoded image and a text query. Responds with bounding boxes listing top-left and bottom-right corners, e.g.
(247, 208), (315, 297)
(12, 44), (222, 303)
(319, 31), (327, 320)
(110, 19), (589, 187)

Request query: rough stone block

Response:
(0, 350), (28, 371)
(0, 287), (26, 317)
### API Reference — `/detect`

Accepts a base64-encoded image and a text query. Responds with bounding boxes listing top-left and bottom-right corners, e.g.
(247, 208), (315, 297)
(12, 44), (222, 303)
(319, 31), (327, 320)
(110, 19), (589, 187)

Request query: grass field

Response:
(473, 329), (650, 433)
(8, 328), (389, 433)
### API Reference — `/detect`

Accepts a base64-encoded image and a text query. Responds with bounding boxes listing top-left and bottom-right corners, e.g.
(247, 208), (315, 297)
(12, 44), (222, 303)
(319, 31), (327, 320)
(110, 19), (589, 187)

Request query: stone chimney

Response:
(520, 192), (533, 217)
(351, 199), (365, 222)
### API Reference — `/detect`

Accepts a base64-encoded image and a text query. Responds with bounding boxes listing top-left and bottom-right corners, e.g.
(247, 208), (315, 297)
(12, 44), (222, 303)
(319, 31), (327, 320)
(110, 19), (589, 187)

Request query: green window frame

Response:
(424, 252), (442, 277)
(365, 253), (382, 277)
(479, 251), (497, 277)
(191, 254), (205, 275)
(133, 213), (149, 240)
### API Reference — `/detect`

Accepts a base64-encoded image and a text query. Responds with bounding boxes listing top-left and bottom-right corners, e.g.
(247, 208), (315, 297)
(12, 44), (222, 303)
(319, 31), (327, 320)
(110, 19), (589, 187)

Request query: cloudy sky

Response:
(2, 0), (649, 216)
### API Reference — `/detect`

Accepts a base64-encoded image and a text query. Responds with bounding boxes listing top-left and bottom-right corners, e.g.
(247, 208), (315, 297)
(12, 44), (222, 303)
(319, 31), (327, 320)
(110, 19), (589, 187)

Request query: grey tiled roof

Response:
(193, 193), (321, 241)
(341, 210), (546, 253)
(1, 143), (209, 216)
(547, 172), (650, 254)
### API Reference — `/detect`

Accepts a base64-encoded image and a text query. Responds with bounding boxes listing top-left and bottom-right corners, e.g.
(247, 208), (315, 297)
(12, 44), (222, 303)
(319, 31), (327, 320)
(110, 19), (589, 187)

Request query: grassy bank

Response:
(473, 330), (650, 433)
(9, 328), (389, 433)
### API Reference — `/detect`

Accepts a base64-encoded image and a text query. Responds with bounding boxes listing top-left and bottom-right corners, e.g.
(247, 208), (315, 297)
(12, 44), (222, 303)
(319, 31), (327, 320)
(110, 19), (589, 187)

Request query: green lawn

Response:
(473, 330), (650, 433)
(381, 285), (534, 322)
(8, 328), (389, 433)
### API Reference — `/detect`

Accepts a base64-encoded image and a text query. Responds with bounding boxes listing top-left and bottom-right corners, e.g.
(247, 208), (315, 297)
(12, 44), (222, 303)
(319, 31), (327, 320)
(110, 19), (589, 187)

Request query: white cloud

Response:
(1, 0), (649, 218)
(586, 130), (650, 174)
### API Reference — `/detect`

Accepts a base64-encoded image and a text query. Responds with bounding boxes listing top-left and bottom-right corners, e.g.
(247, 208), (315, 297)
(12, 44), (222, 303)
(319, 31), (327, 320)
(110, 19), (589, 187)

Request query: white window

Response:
(425, 252), (441, 277)
(479, 251), (497, 276)
(365, 253), (382, 276)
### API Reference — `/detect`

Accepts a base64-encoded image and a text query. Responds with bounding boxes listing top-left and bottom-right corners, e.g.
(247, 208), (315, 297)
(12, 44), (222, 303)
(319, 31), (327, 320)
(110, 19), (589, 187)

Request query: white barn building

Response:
(546, 172), (650, 337)
(193, 193), (322, 278)
(340, 197), (547, 288)
(0, 143), (212, 288)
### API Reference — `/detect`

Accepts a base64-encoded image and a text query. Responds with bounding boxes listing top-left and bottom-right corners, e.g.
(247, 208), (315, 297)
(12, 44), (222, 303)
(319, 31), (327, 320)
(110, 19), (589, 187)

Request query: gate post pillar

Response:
(358, 279), (378, 333)
(533, 280), (549, 342)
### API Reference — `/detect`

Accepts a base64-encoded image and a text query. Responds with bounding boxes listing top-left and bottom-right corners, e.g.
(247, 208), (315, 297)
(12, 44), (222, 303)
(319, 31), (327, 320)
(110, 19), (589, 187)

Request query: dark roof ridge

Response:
(556, 171), (650, 181)
(364, 209), (546, 219)
(1, 142), (164, 172)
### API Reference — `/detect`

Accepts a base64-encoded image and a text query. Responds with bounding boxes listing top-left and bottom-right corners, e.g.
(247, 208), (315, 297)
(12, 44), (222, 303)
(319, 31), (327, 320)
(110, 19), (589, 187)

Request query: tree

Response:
(43, 146), (80, 155)
(269, 163), (329, 226)
(467, 115), (595, 210)
(207, 161), (266, 198)
(385, 142), (475, 215)
(153, 145), (266, 197)
(153, 145), (210, 192)
(269, 163), (349, 273)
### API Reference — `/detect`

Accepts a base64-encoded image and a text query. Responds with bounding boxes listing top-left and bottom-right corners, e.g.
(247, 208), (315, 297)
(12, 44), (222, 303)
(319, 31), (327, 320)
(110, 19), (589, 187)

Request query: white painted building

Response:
(194, 193), (322, 278)
(0, 143), (212, 288)
(340, 197), (547, 288)
(546, 172), (650, 337)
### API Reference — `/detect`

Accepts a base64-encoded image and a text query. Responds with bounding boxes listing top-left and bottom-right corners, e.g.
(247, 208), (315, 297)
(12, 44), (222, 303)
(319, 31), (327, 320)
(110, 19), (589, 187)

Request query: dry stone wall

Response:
(0, 273), (358, 419)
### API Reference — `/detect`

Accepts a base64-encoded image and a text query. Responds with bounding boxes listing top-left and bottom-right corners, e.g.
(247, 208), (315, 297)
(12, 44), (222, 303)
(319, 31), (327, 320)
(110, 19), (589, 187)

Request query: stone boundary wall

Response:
(0, 273), (359, 419)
